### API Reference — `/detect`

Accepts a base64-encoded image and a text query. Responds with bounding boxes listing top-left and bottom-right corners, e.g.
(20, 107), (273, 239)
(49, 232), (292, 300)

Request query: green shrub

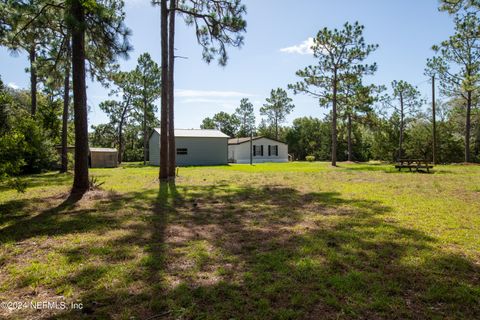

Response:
(123, 147), (143, 162)
(0, 130), (25, 180)
(306, 155), (315, 162)
(0, 90), (58, 193)
(18, 117), (58, 173)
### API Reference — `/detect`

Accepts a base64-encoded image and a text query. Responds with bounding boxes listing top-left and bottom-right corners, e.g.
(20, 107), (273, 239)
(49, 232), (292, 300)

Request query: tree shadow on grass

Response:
(151, 185), (478, 319)
(338, 164), (400, 173)
(2, 183), (479, 319)
(0, 190), (114, 244)
(340, 165), (440, 175)
(0, 172), (73, 192)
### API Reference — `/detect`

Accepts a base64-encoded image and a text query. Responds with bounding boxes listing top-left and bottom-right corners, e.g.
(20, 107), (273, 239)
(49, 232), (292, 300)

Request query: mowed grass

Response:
(0, 162), (479, 319)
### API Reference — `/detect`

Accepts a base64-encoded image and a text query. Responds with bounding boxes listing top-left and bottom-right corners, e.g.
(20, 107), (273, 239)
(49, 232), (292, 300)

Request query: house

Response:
(149, 128), (229, 166)
(228, 137), (288, 164)
(89, 148), (118, 168)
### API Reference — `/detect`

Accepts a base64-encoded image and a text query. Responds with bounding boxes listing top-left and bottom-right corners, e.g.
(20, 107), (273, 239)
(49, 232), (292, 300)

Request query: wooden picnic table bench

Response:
(395, 159), (434, 173)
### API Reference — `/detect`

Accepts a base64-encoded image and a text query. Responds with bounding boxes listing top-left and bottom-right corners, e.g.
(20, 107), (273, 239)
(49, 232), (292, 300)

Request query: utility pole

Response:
(399, 92), (404, 160)
(432, 75), (437, 165)
(249, 127), (253, 165)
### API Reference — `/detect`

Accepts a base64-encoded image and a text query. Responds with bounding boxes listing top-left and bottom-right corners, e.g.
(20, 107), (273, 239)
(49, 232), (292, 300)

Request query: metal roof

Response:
(153, 128), (229, 138)
(89, 147), (118, 153)
(228, 137), (262, 145)
(228, 136), (287, 145)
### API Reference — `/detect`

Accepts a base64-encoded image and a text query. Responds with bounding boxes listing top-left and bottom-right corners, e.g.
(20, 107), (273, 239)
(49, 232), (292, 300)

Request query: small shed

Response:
(228, 137), (288, 164)
(89, 148), (118, 168)
(149, 129), (229, 166)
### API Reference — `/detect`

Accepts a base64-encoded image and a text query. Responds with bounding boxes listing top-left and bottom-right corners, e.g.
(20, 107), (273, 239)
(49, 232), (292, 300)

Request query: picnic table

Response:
(395, 159), (434, 173)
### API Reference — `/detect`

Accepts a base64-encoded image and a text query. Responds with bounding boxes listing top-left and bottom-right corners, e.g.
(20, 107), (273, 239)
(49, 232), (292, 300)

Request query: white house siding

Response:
(149, 129), (228, 166)
(228, 137), (288, 164)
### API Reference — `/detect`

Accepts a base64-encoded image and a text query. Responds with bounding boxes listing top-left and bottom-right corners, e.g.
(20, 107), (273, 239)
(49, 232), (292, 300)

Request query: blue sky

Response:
(0, 0), (454, 129)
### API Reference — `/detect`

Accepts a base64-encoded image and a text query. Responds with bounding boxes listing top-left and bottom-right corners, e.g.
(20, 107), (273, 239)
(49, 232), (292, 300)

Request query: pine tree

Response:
(99, 70), (139, 164)
(155, 0), (247, 180)
(289, 22), (377, 166)
(167, 0), (176, 177)
(159, 0), (169, 180)
(260, 88), (294, 140)
(426, 13), (480, 162)
(1, 1), (53, 116)
(383, 80), (424, 160)
(135, 53), (161, 165)
(338, 75), (379, 161)
(200, 111), (240, 137)
(235, 98), (255, 137)
(66, 0), (131, 192)
(440, 0), (480, 13)
(3, 0), (131, 192)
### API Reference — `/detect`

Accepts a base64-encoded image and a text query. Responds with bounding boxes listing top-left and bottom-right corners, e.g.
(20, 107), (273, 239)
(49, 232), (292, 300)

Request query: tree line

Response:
(0, 0), (479, 194)
(199, 3), (480, 165)
(200, 88), (294, 141)
(0, 0), (246, 193)
(92, 53), (161, 165)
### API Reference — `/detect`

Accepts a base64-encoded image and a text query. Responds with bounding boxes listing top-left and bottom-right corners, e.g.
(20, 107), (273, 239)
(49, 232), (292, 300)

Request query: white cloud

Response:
(175, 89), (253, 98)
(7, 82), (20, 90)
(174, 89), (256, 111)
(175, 90), (258, 111)
(280, 37), (314, 55)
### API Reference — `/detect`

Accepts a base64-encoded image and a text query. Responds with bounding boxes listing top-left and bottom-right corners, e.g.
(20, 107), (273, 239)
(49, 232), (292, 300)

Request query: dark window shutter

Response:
(253, 145), (256, 156)
(268, 145), (271, 156)
(276, 146), (279, 156)
(261, 145), (264, 156)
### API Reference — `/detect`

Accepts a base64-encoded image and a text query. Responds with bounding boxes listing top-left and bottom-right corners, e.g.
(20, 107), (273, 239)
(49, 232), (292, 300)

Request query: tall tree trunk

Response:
(60, 37), (71, 173)
(474, 118), (480, 159)
(118, 98), (131, 165)
(432, 75), (437, 164)
(331, 72), (338, 166)
(29, 45), (37, 116)
(159, 0), (169, 180)
(70, 0), (90, 193)
(143, 97), (148, 165)
(275, 117), (278, 140)
(168, 0), (176, 178)
(399, 92), (404, 160)
(118, 122), (123, 164)
(465, 91), (472, 163)
(347, 112), (352, 162)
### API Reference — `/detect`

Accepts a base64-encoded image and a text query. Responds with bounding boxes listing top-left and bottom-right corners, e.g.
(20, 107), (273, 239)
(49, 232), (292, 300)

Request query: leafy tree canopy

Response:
(235, 97), (255, 137)
(200, 111), (240, 137)
(176, 0), (247, 65)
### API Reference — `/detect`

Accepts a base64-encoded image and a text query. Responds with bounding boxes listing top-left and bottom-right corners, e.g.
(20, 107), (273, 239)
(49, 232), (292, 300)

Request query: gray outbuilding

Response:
(149, 129), (229, 166)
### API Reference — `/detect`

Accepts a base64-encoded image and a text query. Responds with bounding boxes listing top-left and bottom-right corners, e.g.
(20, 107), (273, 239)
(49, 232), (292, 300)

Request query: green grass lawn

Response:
(1, 162), (479, 319)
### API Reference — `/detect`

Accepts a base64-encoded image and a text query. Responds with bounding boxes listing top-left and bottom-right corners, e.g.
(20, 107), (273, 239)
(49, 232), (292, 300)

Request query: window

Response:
(253, 145), (263, 156)
(176, 148), (188, 155)
(268, 145), (279, 156)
